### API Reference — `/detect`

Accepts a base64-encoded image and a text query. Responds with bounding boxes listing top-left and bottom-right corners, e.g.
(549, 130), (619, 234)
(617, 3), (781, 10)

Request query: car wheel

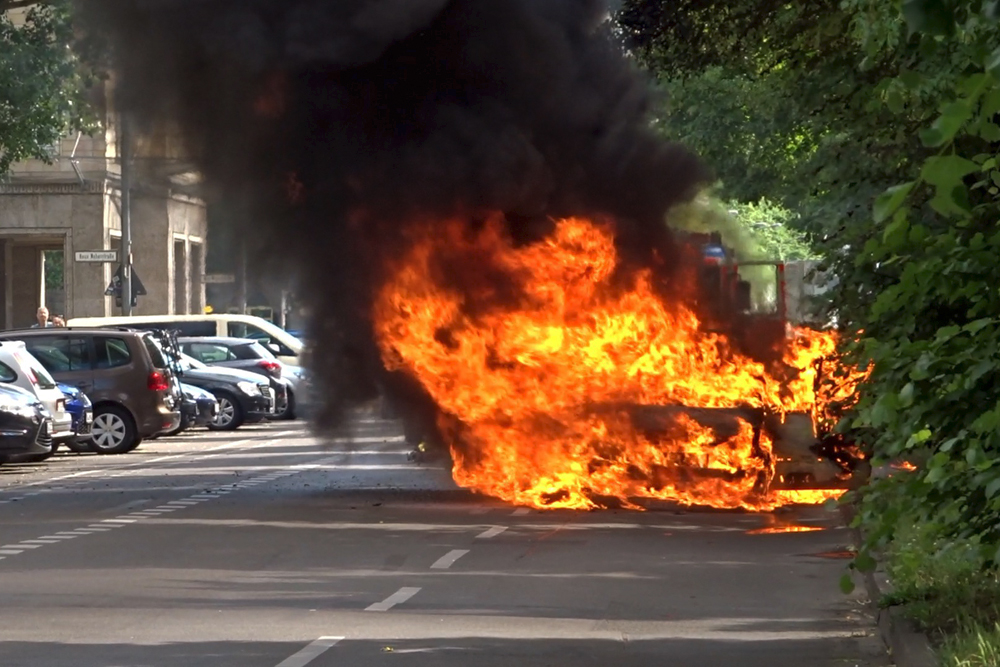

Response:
(277, 389), (296, 420)
(91, 406), (138, 454)
(208, 393), (243, 431)
(65, 438), (92, 454)
(123, 436), (144, 453)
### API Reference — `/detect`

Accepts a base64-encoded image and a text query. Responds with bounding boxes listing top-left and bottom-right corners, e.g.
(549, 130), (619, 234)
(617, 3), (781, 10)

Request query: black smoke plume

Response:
(79, 0), (709, 436)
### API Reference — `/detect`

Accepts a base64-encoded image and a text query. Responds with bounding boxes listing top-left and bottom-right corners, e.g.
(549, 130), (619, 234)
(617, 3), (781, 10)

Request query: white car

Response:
(0, 342), (74, 442)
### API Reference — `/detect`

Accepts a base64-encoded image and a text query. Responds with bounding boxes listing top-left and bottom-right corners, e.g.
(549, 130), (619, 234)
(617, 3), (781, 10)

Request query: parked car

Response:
(177, 336), (306, 419)
(0, 341), (74, 444)
(66, 314), (304, 365)
(0, 328), (182, 454)
(0, 383), (53, 464)
(56, 382), (93, 454)
(163, 382), (218, 436)
(173, 353), (273, 430)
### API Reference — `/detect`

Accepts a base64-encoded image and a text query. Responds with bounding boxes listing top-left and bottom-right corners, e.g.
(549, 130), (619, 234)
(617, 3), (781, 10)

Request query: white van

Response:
(66, 314), (304, 366)
(0, 341), (74, 442)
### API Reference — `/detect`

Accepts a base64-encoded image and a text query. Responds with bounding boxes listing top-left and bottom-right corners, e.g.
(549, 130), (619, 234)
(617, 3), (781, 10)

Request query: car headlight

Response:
(236, 381), (260, 396)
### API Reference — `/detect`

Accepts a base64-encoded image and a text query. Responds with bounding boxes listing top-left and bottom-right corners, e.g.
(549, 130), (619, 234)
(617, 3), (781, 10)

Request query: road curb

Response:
(839, 505), (937, 667)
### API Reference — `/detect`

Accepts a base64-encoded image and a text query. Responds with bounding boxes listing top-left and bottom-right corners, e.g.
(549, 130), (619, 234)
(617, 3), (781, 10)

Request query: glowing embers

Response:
(374, 215), (857, 511)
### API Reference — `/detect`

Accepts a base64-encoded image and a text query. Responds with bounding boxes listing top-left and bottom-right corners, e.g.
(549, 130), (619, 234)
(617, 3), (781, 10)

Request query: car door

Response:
(23, 335), (95, 395)
(90, 335), (137, 402)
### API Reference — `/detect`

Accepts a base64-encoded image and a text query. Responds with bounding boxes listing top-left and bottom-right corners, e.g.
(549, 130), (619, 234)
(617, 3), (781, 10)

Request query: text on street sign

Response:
(75, 251), (118, 263)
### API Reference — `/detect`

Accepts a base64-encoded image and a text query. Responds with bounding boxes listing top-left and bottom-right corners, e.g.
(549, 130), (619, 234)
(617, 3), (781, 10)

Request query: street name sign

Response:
(75, 250), (118, 263)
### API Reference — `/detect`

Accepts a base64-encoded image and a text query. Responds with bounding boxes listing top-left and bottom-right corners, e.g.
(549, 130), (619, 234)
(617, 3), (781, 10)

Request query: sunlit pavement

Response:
(0, 418), (889, 666)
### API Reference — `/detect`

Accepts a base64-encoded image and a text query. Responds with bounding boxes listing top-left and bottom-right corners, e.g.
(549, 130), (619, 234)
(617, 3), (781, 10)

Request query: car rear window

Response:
(231, 342), (272, 360)
(29, 361), (58, 389)
(184, 342), (235, 363)
(95, 337), (132, 369)
(0, 361), (16, 383)
(142, 335), (169, 369)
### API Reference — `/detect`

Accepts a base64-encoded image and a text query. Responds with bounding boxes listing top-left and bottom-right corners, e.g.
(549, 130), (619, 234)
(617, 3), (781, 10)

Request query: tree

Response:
(0, 0), (97, 174)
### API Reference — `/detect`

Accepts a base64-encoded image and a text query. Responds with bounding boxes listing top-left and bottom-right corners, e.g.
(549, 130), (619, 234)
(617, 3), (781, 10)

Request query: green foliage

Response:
(666, 192), (815, 260)
(0, 1), (98, 174)
(842, 0), (1000, 571)
(940, 622), (1000, 667)
(884, 518), (1000, 634)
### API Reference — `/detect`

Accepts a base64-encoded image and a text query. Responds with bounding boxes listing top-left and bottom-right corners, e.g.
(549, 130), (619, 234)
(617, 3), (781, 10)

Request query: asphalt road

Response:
(0, 416), (890, 667)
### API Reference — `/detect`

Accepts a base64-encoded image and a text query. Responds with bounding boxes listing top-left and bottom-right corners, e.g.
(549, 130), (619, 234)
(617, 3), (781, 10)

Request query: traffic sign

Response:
(203, 274), (236, 284)
(75, 250), (118, 263)
(105, 265), (147, 308)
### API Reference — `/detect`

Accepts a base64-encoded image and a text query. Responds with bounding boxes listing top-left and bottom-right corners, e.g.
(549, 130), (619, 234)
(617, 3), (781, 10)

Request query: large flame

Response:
(374, 215), (856, 510)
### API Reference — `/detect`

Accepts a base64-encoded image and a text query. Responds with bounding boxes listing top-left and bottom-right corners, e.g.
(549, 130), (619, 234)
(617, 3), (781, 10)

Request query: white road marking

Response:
(274, 636), (344, 667)
(365, 587), (422, 612)
(512, 508), (530, 516)
(0, 436), (335, 565)
(477, 526), (507, 539)
(430, 549), (469, 570)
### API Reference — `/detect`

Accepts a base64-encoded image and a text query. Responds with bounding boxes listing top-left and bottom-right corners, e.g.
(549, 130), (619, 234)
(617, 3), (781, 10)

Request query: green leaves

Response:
(874, 182), (915, 223)
(920, 101), (974, 147)
(0, 3), (98, 175)
(902, 0), (956, 36)
(921, 155), (978, 216)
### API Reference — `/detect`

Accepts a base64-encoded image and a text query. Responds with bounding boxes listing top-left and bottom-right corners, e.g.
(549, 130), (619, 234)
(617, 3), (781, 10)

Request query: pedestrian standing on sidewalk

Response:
(51, 315), (66, 327)
(31, 307), (52, 328)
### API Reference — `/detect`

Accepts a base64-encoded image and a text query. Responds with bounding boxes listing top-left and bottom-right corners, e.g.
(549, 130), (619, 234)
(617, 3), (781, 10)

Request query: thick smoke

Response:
(80, 0), (709, 434)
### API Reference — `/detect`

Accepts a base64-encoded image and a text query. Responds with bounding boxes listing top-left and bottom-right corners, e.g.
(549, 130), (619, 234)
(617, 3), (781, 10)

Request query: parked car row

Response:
(0, 324), (311, 463)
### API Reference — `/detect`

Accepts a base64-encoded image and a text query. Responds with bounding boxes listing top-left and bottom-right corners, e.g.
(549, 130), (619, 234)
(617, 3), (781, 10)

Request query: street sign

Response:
(75, 250), (118, 263)
(105, 265), (147, 308)
(203, 274), (236, 284)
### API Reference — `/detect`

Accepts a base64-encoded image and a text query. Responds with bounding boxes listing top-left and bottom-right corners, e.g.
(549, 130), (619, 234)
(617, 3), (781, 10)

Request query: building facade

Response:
(0, 101), (207, 328)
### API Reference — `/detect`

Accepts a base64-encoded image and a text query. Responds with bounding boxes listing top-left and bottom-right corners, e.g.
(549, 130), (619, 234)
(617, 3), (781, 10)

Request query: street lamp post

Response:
(120, 112), (134, 316)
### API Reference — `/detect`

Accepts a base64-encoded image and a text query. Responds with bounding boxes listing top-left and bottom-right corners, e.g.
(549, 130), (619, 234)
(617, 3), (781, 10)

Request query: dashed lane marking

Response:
(430, 549), (469, 570)
(477, 526), (507, 539)
(365, 587), (422, 612)
(0, 456), (337, 565)
(275, 636), (344, 667)
(512, 508), (530, 516)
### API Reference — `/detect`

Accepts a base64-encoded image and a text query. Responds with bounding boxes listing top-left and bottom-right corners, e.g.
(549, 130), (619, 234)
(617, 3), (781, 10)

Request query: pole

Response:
(235, 235), (247, 314)
(120, 112), (133, 316)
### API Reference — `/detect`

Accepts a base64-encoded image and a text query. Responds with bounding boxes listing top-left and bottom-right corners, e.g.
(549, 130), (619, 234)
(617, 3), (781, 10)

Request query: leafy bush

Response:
(885, 519), (1000, 634)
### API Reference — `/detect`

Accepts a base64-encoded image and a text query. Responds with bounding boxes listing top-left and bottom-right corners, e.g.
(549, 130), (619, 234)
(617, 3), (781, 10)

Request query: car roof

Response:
(176, 336), (259, 345)
(0, 327), (147, 337)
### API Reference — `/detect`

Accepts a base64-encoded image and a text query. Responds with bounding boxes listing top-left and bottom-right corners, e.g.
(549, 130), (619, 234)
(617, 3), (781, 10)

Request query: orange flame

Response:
(374, 215), (859, 510)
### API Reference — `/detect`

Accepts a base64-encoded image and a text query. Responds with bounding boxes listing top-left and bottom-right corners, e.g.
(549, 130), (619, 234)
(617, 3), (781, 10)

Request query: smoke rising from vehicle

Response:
(79, 0), (709, 432)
